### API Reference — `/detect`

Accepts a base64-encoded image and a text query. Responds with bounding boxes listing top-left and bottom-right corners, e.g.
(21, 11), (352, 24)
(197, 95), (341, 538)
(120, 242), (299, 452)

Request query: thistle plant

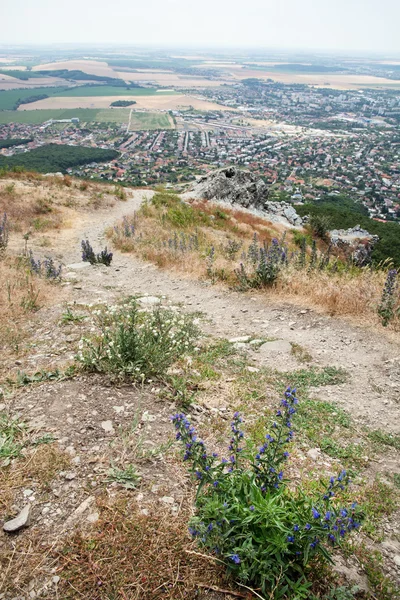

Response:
(0, 213), (9, 252)
(377, 269), (398, 327)
(172, 388), (363, 597)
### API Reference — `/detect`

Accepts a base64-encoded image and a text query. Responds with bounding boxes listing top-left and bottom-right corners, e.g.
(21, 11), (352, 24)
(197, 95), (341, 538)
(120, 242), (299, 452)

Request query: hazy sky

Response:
(2, 0), (399, 54)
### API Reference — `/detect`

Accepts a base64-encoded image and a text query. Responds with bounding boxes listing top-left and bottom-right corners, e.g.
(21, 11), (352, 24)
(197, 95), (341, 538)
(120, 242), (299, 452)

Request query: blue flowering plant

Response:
(0, 212), (9, 252)
(29, 251), (62, 280)
(377, 269), (398, 327)
(172, 388), (363, 598)
(81, 239), (113, 266)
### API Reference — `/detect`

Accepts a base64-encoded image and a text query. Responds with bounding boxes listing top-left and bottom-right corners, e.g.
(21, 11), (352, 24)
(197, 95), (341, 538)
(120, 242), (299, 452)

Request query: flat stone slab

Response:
(3, 504), (31, 533)
(258, 340), (292, 354)
(137, 296), (161, 305)
(66, 262), (91, 270)
(229, 336), (251, 343)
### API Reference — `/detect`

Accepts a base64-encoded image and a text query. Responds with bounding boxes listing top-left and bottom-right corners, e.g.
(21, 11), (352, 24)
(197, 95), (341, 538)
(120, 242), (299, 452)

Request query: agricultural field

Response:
(127, 111), (174, 130)
(32, 59), (122, 79)
(18, 93), (229, 112)
(51, 86), (176, 97)
(230, 68), (400, 89)
(115, 70), (224, 87)
(0, 107), (173, 128)
(0, 86), (70, 110)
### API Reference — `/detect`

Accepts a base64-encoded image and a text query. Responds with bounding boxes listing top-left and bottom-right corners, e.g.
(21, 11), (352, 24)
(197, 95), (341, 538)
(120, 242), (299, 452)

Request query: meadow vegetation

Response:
(109, 191), (400, 328)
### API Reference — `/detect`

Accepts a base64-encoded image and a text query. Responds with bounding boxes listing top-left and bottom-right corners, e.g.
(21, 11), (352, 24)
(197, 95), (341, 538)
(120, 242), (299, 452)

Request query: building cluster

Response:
(0, 82), (399, 221)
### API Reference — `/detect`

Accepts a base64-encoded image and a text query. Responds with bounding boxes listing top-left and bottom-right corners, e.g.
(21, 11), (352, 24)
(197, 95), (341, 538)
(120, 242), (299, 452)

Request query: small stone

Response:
(87, 512), (99, 523)
(233, 342), (247, 349)
(246, 366), (260, 373)
(23, 489), (34, 497)
(113, 405), (124, 414)
(307, 448), (322, 461)
(64, 472), (77, 481)
(141, 411), (156, 423)
(3, 504), (31, 533)
(52, 576), (60, 584)
(393, 555), (400, 567)
(101, 420), (115, 434)
(160, 496), (175, 505)
(138, 296), (161, 305)
(229, 336), (250, 343)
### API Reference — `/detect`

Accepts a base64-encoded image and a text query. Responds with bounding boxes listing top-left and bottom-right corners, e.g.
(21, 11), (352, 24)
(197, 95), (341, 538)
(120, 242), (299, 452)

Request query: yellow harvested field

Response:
(0, 65), (28, 70)
(33, 60), (122, 79)
(0, 76), (68, 90)
(229, 69), (400, 89)
(0, 73), (19, 82)
(18, 94), (230, 112)
(116, 70), (222, 87)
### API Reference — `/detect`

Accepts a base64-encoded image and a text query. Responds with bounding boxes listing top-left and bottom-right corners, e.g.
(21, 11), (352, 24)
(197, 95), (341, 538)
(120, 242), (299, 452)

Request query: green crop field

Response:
(128, 112), (173, 130)
(53, 86), (176, 97)
(0, 87), (70, 110)
(0, 109), (100, 124)
(0, 108), (175, 129)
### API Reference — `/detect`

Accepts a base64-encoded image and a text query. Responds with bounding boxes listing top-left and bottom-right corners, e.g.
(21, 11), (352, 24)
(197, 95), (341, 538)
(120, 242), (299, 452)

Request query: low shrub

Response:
(76, 300), (200, 379)
(172, 388), (363, 598)
(81, 239), (113, 266)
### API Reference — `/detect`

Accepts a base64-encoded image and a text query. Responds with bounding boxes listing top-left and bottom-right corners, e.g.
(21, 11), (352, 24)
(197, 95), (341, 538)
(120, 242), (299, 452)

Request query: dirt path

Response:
(27, 188), (400, 436)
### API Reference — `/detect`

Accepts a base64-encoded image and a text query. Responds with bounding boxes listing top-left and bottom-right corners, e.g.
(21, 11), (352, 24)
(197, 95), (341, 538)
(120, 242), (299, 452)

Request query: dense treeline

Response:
(110, 100), (137, 107)
(15, 94), (49, 108)
(0, 144), (119, 173)
(296, 197), (400, 267)
(0, 138), (32, 149)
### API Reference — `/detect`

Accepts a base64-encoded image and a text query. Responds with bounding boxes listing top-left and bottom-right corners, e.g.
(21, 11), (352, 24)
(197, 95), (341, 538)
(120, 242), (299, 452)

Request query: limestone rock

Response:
(188, 166), (269, 209)
(3, 504), (31, 533)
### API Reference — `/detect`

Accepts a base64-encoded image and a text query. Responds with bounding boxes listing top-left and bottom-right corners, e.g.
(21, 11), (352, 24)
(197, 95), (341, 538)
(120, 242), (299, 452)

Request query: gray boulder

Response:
(188, 166), (269, 209)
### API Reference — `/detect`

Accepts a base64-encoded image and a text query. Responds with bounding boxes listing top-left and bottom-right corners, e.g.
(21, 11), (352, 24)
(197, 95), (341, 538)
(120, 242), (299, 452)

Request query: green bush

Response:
(172, 388), (363, 598)
(77, 300), (200, 379)
(309, 214), (331, 240)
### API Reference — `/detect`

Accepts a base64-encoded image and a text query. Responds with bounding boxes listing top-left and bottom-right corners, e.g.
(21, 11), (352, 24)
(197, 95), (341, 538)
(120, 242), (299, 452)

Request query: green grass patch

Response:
(368, 430), (400, 451)
(0, 413), (26, 463)
(360, 479), (399, 540)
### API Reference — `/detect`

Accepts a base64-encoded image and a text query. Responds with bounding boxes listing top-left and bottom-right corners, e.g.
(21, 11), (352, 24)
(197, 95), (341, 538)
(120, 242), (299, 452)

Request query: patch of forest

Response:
(0, 143), (119, 173)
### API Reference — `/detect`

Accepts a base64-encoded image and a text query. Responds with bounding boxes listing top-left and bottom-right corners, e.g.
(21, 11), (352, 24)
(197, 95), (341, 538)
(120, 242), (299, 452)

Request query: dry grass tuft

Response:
(0, 443), (71, 513)
(56, 496), (232, 599)
(274, 266), (393, 321)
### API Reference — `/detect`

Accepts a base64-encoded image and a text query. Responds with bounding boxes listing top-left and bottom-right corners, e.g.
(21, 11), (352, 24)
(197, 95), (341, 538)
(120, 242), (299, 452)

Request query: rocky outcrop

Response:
(186, 167), (303, 227)
(188, 166), (269, 209)
(330, 225), (379, 266)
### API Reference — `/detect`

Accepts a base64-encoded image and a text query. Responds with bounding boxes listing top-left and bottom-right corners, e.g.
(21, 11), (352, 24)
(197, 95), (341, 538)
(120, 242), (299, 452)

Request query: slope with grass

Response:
(0, 175), (399, 600)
